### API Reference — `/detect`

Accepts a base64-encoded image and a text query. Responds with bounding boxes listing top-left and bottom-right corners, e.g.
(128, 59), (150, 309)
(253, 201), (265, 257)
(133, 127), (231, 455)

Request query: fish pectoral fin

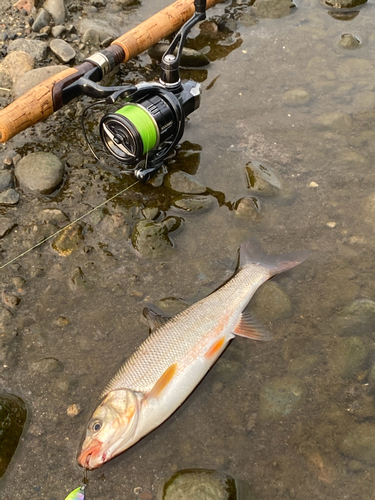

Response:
(233, 312), (273, 341)
(147, 363), (178, 400)
(143, 307), (172, 333)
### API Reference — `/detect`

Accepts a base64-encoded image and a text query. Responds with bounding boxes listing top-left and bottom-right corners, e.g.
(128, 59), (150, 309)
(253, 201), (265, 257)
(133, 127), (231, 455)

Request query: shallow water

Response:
(2, 0), (375, 498)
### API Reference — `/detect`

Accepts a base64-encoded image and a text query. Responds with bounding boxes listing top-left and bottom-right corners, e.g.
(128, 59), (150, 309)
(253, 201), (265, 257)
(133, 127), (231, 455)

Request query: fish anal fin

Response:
(143, 307), (171, 332)
(233, 312), (273, 341)
(205, 336), (226, 359)
(147, 363), (178, 400)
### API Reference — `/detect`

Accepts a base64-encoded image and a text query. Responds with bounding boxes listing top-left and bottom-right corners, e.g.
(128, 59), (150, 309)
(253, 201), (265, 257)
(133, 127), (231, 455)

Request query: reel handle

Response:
(194, 0), (207, 14)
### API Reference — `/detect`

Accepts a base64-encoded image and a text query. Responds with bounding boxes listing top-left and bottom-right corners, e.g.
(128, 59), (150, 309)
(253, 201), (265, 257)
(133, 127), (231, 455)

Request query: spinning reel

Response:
(62, 0), (207, 181)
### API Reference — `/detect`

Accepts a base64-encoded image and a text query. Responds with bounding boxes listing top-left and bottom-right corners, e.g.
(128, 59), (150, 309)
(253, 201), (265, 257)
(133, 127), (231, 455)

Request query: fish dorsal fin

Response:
(147, 363), (178, 401)
(233, 311), (273, 341)
(143, 307), (171, 332)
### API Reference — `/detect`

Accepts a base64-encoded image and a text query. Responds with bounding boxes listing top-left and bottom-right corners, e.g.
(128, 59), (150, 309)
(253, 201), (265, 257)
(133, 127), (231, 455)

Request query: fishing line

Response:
(0, 179), (140, 270)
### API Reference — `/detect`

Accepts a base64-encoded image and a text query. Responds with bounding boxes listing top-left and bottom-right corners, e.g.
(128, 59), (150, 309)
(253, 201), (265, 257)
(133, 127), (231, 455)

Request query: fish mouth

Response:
(77, 439), (103, 469)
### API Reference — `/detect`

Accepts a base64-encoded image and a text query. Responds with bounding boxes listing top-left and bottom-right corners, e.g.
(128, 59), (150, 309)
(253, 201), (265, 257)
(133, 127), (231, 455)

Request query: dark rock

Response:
(0, 393), (27, 479)
(0, 170), (13, 191)
(0, 189), (20, 205)
(49, 39), (76, 63)
(7, 38), (47, 61)
(31, 8), (51, 32)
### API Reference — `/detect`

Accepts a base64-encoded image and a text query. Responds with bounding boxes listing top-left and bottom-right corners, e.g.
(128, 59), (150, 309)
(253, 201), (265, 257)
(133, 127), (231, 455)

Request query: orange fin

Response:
(147, 363), (178, 400)
(205, 336), (226, 359)
(233, 312), (273, 341)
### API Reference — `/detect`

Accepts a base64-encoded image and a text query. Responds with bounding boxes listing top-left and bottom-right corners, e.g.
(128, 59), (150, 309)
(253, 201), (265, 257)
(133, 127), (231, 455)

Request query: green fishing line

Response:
(116, 104), (157, 154)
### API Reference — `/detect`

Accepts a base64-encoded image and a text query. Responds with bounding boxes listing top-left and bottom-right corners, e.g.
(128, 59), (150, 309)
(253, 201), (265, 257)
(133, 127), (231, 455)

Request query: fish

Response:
(77, 237), (310, 469)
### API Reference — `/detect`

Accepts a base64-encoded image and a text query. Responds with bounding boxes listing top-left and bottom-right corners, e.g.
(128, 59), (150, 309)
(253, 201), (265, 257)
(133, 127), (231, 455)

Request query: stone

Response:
(44, 0), (67, 24)
(251, 281), (293, 322)
(52, 225), (84, 256)
(0, 393), (27, 479)
(173, 195), (214, 212)
(132, 220), (173, 257)
(67, 403), (81, 417)
(0, 170), (13, 191)
(148, 43), (210, 68)
(15, 152), (64, 194)
(13, 0), (35, 14)
(245, 160), (282, 195)
(332, 299), (375, 336)
(329, 337), (368, 379)
(287, 354), (321, 376)
(259, 376), (306, 420)
(8, 38), (47, 62)
(253, 0), (294, 18)
(159, 469), (255, 500)
(320, 0), (367, 7)
(0, 51), (34, 82)
(51, 25), (66, 38)
(0, 189), (20, 206)
(282, 88), (311, 106)
(82, 28), (101, 46)
(0, 218), (17, 238)
(77, 18), (121, 41)
(50, 39), (76, 63)
(31, 8), (51, 32)
(13, 65), (69, 98)
(164, 171), (206, 194)
(340, 33), (361, 49)
(315, 112), (352, 134)
(31, 357), (64, 373)
(339, 423), (375, 465)
(234, 197), (260, 219)
(38, 208), (67, 225)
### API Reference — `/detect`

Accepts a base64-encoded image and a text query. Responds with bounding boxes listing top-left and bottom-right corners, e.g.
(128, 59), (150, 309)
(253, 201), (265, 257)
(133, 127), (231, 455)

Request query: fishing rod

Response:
(0, 0), (219, 180)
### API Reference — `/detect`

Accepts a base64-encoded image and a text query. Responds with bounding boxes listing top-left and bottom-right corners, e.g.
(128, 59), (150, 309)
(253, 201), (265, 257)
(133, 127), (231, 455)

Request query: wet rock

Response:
(142, 207), (161, 220)
(0, 218), (16, 238)
(253, 0), (295, 18)
(50, 39), (76, 63)
(259, 376), (306, 420)
(70, 266), (86, 291)
(340, 33), (361, 49)
(148, 43), (210, 68)
(44, 0), (67, 24)
(67, 403), (81, 417)
(2, 293), (21, 308)
(0, 189), (20, 206)
(15, 152), (64, 194)
(0, 170), (13, 191)
(328, 337), (367, 379)
(251, 281), (293, 322)
(282, 88), (311, 106)
(38, 208), (68, 225)
(132, 218), (181, 257)
(320, 0), (367, 7)
(234, 197), (260, 219)
(13, 65), (69, 98)
(31, 357), (64, 373)
(52, 224), (84, 256)
(245, 160), (282, 195)
(315, 112), (352, 134)
(159, 469), (254, 500)
(173, 195), (214, 213)
(164, 171), (206, 194)
(332, 299), (375, 336)
(82, 28), (101, 46)
(77, 18), (121, 41)
(31, 8), (51, 32)
(51, 25), (66, 38)
(161, 216), (182, 233)
(0, 393), (27, 479)
(0, 50), (34, 83)
(8, 38), (47, 61)
(287, 354), (321, 376)
(339, 423), (375, 465)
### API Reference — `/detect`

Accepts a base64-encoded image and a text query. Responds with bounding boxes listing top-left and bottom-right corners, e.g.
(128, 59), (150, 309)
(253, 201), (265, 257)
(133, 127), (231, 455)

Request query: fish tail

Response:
(239, 237), (311, 276)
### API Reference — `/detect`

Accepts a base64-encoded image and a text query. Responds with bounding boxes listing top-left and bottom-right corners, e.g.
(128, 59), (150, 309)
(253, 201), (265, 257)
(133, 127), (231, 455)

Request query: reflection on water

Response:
(2, 0), (375, 498)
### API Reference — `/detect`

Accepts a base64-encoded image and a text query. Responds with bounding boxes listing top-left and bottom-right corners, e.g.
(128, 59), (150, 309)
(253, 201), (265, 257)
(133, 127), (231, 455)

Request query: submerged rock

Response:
(234, 197), (260, 219)
(320, 0), (367, 7)
(282, 88), (311, 106)
(52, 224), (84, 255)
(132, 217), (182, 257)
(339, 423), (375, 465)
(329, 337), (368, 379)
(15, 152), (64, 194)
(259, 376), (306, 420)
(173, 195), (214, 213)
(332, 299), (375, 336)
(253, 0), (295, 18)
(250, 281), (293, 322)
(340, 33), (361, 49)
(0, 393), (27, 479)
(164, 171), (206, 194)
(159, 469), (255, 500)
(245, 160), (282, 195)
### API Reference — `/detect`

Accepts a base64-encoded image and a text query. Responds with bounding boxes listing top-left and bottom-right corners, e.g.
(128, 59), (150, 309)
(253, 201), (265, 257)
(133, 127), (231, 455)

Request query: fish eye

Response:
(89, 419), (102, 433)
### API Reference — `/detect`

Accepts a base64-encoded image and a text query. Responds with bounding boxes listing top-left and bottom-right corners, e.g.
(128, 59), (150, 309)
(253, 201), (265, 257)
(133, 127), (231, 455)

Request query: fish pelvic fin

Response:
(147, 363), (178, 401)
(239, 237), (311, 277)
(233, 311), (273, 341)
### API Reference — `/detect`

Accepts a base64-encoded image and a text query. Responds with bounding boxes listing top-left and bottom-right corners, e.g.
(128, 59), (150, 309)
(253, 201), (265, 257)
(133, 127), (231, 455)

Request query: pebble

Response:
(259, 376), (306, 420)
(8, 38), (48, 61)
(339, 423), (375, 464)
(173, 195), (214, 212)
(82, 28), (100, 46)
(0, 189), (20, 206)
(328, 336), (368, 379)
(340, 33), (361, 49)
(332, 298), (375, 336)
(51, 25), (66, 38)
(38, 208), (67, 225)
(0, 50), (34, 82)
(326, 221), (336, 228)
(132, 218), (181, 257)
(52, 224), (84, 256)
(0, 393), (27, 479)
(49, 39), (76, 63)
(320, 0), (367, 7)
(67, 403), (81, 417)
(142, 207), (161, 220)
(164, 171), (207, 194)
(0, 170), (13, 191)
(77, 18), (120, 41)
(245, 160), (282, 195)
(282, 88), (311, 106)
(0, 217), (16, 238)
(309, 181), (319, 187)
(31, 8), (51, 33)
(13, 65), (69, 98)
(15, 152), (64, 194)
(44, 0), (67, 24)
(234, 197), (260, 219)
